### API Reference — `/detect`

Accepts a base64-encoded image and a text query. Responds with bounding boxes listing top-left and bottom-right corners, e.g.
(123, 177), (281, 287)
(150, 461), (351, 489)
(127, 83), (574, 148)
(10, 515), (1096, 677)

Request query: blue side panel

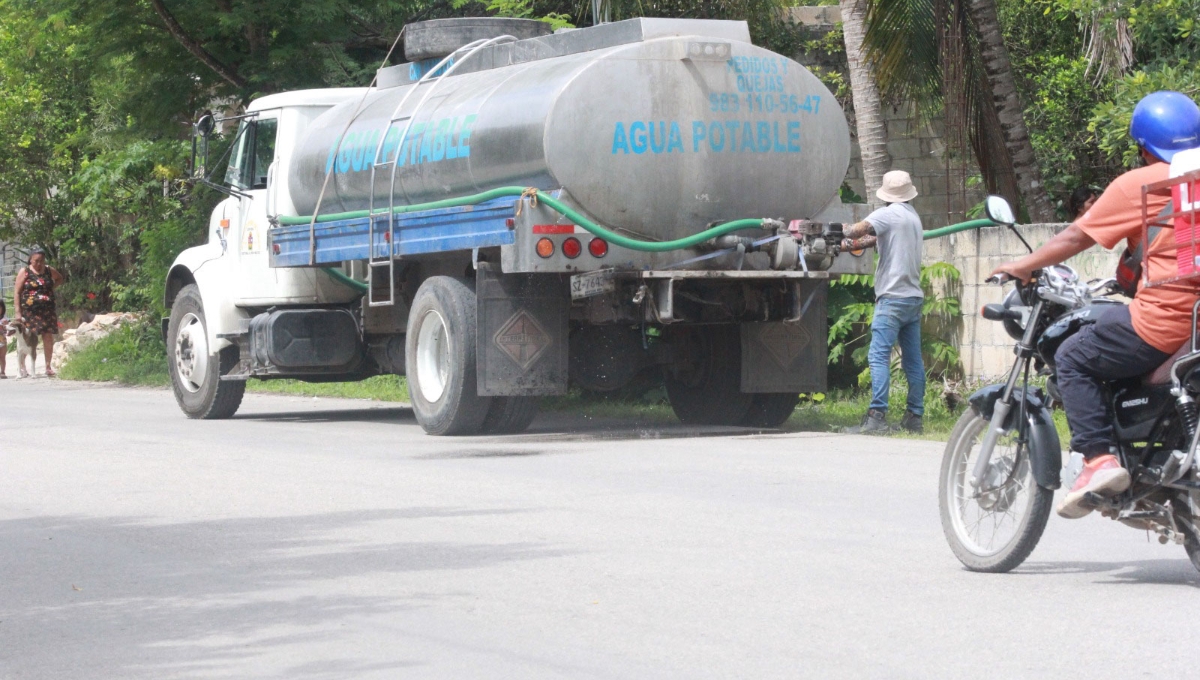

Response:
(269, 196), (518, 268)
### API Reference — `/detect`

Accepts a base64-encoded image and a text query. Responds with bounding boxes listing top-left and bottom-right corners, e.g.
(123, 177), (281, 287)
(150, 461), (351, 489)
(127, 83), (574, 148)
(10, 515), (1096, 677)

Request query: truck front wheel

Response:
(664, 325), (753, 425)
(167, 284), (245, 419)
(406, 276), (492, 435)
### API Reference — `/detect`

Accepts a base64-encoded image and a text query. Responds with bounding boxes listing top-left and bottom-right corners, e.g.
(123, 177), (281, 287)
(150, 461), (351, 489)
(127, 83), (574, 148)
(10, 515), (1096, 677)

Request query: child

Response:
(0, 300), (9, 379)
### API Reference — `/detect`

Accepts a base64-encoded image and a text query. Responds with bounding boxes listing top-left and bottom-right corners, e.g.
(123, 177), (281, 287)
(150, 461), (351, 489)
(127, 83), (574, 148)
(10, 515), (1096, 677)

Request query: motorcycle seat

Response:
(1144, 343), (1199, 385)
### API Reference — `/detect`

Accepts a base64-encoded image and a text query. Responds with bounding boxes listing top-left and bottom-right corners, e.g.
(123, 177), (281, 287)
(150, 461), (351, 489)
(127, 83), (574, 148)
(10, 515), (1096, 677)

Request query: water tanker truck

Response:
(165, 16), (869, 435)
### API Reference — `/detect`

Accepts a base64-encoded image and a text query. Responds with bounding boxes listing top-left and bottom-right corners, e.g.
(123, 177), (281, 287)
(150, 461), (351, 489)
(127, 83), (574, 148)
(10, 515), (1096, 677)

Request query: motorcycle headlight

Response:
(1002, 287), (1026, 341)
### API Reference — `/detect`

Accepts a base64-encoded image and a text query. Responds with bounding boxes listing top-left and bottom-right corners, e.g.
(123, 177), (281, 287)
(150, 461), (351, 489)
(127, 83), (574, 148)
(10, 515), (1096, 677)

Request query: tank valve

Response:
(768, 219), (842, 271)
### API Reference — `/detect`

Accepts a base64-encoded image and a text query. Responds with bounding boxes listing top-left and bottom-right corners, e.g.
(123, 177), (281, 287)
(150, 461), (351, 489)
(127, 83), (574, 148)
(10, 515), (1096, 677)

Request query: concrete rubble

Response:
(36, 312), (141, 374)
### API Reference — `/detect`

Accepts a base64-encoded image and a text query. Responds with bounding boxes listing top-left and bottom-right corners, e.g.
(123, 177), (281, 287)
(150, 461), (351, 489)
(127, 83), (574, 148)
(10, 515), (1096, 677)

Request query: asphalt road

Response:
(2, 380), (1197, 679)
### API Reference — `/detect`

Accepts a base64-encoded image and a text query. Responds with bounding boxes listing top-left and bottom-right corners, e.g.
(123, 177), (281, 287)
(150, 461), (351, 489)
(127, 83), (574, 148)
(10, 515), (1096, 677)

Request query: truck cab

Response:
(167, 90), (367, 354)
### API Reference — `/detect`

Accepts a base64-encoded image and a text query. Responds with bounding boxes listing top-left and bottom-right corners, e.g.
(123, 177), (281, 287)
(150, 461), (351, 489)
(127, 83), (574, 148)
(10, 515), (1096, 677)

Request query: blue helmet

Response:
(1130, 91), (1200, 162)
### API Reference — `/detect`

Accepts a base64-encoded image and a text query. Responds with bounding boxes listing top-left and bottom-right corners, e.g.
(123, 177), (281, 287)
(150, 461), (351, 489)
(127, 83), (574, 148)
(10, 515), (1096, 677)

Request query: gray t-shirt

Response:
(866, 202), (924, 299)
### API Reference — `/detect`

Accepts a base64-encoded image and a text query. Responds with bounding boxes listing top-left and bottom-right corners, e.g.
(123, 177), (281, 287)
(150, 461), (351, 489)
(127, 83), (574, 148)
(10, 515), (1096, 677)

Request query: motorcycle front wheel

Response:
(939, 409), (1054, 572)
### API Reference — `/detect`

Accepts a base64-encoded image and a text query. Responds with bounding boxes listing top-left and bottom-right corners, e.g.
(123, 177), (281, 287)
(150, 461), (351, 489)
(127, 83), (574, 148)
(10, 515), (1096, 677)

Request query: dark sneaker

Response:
(1056, 453), (1130, 519)
(900, 410), (923, 434)
(844, 409), (889, 434)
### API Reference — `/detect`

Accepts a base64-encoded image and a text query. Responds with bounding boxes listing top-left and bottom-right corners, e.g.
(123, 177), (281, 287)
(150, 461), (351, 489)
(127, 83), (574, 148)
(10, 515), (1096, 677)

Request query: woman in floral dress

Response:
(13, 249), (64, 377)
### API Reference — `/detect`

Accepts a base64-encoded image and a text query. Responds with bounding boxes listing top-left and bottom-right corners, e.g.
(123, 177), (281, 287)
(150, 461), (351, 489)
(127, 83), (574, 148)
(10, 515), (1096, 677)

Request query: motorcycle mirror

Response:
(195, 114), (215, 138)
(985, 195), (1016, 226)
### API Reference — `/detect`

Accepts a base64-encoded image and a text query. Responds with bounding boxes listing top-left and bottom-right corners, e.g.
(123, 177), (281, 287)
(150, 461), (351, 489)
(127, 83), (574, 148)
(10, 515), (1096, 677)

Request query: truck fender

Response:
(163, 245), (249, 354)
(968, 384), (1063, 490)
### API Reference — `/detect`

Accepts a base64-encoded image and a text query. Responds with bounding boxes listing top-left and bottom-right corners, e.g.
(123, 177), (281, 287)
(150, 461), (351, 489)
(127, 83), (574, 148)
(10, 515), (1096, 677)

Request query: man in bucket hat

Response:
(841, 170), (926, 434)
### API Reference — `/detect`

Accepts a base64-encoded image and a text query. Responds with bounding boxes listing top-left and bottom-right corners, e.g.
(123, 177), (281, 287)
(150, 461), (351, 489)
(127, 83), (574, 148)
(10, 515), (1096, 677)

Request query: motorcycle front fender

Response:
(968, 384), (1063, 490)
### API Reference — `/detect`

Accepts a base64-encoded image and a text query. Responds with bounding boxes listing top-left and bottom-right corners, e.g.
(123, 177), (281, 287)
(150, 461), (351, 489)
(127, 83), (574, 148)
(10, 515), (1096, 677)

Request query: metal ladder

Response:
(365, 35), (517, 307)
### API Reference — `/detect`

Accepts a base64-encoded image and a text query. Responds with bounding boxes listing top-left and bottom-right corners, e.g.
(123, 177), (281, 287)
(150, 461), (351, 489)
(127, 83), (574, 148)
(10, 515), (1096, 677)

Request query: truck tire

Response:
(665, 325), (753, 425)
(740, 393), (800, 428)
(167, 284), (245, 419)
(480, 397), (540, 434)
(406, 276), (492, 435)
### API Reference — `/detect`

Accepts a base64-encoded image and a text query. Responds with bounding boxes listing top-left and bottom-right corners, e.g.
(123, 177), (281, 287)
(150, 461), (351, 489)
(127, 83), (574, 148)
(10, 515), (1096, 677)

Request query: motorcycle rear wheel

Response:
(1183, 534), (1200, 573)
(939, 409), (1053, 573)
(1176, 497), (1200, 574)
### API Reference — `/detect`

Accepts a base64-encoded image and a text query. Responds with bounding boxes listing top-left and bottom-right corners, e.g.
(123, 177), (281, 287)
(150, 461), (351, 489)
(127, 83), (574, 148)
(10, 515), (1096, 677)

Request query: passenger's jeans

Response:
(868, 296), (925, 415)
(1055, 305), (1170, 457)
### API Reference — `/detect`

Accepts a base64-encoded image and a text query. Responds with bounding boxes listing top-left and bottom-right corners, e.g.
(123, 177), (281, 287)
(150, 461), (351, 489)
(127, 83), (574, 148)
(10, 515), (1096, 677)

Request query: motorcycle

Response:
(939, 197), (1200, 573)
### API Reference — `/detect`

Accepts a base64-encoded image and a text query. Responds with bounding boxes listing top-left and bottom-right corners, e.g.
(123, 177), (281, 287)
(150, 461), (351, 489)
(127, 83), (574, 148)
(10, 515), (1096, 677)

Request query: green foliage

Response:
(1092, 64), (1200, 167)
(789, 382), (969, 440)
(799, 25), (850, 102)
(451, 0), (575, 29)
(827, 262), (963, 391)
(919, 261), (961, 381)
(58, 321), (170, 385)
(248, 375), (411, 401)
(1028, 0), (1200, 172)
(996, 0), (1124, 214)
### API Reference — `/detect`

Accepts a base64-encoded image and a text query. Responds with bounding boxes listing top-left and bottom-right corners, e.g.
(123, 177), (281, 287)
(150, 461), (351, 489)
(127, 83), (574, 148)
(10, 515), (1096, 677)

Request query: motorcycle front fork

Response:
(969, 355), (1029, 489)
(970, 301), (1043, 489)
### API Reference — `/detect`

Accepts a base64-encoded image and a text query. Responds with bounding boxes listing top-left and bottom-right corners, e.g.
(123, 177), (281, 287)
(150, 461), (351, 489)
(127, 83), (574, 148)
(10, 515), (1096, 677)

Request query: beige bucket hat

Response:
(876, 170), (918, 203)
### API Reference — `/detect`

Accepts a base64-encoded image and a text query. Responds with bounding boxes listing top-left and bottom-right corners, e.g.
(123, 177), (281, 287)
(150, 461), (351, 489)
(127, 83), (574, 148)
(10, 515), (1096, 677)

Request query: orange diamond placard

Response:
(758, 323), (811, 368)
(493, 310), (551, 370)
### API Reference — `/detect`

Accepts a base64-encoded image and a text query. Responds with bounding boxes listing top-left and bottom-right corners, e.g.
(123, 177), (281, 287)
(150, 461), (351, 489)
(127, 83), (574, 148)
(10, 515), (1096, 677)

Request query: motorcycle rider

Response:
(993, 91), (1200, 519)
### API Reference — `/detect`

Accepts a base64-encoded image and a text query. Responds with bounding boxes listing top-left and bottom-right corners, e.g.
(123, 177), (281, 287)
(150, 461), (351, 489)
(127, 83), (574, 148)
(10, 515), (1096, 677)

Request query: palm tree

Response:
(965, 0), (1055, 221)
(862, 0), (1056, 222)
(840, 0), (892, 207)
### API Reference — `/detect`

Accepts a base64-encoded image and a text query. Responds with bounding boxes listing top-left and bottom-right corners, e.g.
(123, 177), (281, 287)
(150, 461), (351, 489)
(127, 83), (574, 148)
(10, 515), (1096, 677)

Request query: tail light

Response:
(588, 238), (608, 258)
(562, 237), (582, 259)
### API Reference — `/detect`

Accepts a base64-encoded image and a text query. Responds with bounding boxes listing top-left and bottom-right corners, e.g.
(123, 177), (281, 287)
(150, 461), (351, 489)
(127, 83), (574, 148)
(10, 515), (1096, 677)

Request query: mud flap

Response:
(740, 280), (827, 393)
(476, 264), (569, 396)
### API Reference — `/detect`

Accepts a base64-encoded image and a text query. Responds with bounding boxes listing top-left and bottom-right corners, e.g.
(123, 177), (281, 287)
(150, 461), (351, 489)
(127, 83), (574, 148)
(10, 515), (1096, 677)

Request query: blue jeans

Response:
(868, 296), (925, 415)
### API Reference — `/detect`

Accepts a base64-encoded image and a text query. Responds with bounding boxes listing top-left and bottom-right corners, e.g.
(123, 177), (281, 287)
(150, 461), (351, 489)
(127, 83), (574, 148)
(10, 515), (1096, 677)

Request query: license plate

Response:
(570, 269), (615, 300)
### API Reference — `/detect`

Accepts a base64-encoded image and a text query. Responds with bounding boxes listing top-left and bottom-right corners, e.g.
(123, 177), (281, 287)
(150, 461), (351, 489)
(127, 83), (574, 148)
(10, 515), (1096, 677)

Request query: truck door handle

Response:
(266, 161), (278, 217)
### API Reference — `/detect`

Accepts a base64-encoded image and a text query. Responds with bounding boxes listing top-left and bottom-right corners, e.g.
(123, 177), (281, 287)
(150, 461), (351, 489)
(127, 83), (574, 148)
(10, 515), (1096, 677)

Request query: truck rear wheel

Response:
(740, 393), (800, 428)
(480, 397), (540, 434)
(406, 276), (492, 435)
(665, 325), (753, 425)
(167, 284), (245, 419)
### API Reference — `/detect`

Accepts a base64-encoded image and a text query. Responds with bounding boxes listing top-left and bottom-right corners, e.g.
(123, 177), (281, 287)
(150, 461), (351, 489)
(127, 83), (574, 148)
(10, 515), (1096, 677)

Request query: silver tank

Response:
(288, 19), (851, 242)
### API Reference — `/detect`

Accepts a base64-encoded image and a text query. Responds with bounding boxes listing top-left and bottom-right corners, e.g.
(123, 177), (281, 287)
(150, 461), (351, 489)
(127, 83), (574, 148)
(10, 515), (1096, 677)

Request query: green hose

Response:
(276, 186), (769, 253)
(322, 266), (369, 294)
(290, 189), (998, 294)
(922, 218), (998, 240)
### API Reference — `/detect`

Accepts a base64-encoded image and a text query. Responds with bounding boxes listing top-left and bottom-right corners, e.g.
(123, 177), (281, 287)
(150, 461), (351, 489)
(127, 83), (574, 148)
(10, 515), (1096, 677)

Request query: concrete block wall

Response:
(923, 224), (1122, 379)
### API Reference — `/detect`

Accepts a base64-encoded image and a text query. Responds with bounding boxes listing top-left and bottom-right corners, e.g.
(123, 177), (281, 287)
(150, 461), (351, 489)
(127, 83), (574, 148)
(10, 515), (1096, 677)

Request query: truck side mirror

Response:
(191, 115), (215, 180)
(195, 114), (215, 138)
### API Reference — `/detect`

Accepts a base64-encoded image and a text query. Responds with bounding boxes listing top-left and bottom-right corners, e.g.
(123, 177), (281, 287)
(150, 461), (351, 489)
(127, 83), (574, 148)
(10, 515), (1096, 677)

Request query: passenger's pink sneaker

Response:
(1057, 453), (1130, 519)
